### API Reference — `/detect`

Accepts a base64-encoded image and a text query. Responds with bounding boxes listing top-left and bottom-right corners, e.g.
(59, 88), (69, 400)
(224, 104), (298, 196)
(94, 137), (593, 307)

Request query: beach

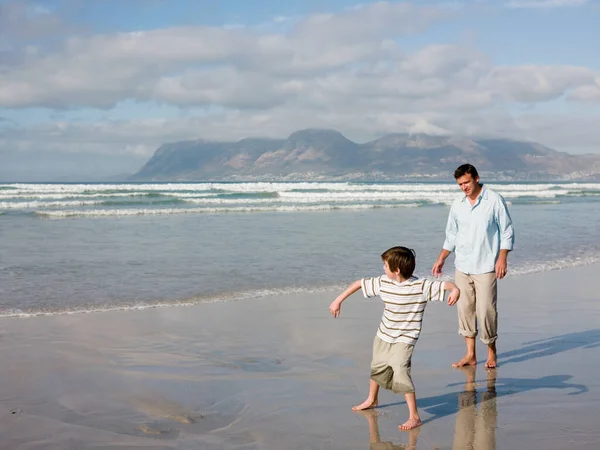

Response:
(1, 263), (599, 450)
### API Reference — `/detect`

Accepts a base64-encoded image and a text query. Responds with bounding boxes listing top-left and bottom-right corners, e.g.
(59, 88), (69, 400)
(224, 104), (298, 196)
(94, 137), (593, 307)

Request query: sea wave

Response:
(1, 181), (598, 216)
(4, 181), (600, 196)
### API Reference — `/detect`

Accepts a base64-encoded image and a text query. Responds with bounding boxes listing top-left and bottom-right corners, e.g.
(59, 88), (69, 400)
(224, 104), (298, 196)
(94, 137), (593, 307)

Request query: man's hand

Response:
(329, 300), (342, 318)
(447, 287), (460, 306)
(432, 259), (445, 277)
(495, 252), (508, 279)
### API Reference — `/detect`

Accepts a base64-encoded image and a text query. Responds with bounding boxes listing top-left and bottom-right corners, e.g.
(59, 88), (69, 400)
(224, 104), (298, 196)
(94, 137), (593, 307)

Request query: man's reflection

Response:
(452, 366), (497, 450)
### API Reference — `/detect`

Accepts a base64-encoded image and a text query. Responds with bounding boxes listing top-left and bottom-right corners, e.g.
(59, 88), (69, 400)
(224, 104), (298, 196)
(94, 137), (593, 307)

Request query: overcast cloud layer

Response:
(0, 0), (599, 179)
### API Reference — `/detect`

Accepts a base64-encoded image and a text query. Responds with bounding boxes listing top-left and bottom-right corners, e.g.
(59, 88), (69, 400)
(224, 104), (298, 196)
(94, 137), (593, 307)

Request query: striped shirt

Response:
(361, 275), (445, 345)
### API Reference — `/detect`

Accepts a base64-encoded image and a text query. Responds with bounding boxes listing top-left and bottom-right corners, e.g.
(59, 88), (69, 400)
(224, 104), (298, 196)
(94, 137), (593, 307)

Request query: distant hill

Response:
(132, 129), (600, 181)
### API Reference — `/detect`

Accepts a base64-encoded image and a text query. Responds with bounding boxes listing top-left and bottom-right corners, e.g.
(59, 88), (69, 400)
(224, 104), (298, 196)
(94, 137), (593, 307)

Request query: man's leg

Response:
(454, 270), (478, 367)
(473, 272), (498, 368)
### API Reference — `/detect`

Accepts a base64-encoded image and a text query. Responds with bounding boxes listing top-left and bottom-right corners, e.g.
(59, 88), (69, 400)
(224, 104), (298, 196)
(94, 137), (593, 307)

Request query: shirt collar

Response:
(461, 184), (487, 203)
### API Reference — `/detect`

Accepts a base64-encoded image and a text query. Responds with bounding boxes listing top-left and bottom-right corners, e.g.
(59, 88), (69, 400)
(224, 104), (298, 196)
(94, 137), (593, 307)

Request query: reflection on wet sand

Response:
(359, 410), (420, 450)
(359, 367), (497, 450)
(452, 366), (497, 450)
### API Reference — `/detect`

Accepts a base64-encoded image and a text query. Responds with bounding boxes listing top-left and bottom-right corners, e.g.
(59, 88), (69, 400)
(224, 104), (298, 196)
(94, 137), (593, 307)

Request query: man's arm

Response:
(433, 249), (452, 277)
(329, 279), (361, 318)
(495, 249), (510, 279)
(495, 197), (514, 279)
(433, 207), (457, 277)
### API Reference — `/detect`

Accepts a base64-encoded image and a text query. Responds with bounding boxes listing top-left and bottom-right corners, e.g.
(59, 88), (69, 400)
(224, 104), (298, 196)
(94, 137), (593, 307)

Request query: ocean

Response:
(1, 181), (600, 317)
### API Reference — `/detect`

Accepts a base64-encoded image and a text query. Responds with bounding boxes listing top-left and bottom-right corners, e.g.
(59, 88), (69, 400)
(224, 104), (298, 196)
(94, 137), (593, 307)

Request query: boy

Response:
(329, 246), (460, 431)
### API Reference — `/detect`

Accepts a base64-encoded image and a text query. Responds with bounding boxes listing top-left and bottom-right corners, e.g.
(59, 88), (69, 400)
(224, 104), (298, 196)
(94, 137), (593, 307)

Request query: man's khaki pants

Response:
(455, 270), (498, 344)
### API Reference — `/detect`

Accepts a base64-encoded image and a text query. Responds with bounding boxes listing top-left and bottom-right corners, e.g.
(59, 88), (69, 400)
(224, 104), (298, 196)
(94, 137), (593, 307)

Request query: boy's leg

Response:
(388, 343), (421, 430)
(472, 272), (498, 368)
(354, 336), (393, 411)
(400, 392), (422, 431)
(352, 379), (380, 411)
(454, 270), (478, 368)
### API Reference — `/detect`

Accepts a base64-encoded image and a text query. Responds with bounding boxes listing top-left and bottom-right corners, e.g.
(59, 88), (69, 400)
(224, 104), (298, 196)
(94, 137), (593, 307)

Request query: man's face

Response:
(456, 173), (480, 198)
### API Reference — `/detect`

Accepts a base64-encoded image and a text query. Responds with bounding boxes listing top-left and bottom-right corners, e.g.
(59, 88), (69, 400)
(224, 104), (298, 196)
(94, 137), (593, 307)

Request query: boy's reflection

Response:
(452, 366), (497, 450)
(360, 409), (420, 450)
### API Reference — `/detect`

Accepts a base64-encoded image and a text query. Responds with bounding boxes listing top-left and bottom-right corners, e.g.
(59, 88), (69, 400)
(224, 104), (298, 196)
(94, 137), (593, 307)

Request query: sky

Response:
(0, 0), (599, 180)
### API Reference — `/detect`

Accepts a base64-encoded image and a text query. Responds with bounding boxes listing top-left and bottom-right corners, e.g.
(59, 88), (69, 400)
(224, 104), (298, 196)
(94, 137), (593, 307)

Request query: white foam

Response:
(0, 200), (104, 209)
(0, 284), (345, 319)
(0, 192), (150, 200)
(35, 203), (422, 218)
(510, 254), (600, 276)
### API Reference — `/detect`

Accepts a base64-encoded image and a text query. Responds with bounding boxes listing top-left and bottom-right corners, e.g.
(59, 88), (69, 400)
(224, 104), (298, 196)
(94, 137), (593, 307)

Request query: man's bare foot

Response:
(352, 399), (378, 411)
(485, 344), (497, 368)
(399, 417), (422, 431)
(452, 355), (477, 368)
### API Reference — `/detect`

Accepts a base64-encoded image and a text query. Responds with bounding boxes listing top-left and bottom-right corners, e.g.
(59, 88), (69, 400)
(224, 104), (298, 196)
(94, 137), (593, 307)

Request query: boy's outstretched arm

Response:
(329, 279), (362, 318)
(442, 281), (460, 306)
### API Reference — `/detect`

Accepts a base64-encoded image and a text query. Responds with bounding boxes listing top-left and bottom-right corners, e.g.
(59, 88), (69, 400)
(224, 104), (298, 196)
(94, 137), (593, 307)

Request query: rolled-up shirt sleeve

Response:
(422, 279), (445, 302)
(443, 206), (458, 252)
(496, 197), (514, 251)
(361, 276), (381, 298)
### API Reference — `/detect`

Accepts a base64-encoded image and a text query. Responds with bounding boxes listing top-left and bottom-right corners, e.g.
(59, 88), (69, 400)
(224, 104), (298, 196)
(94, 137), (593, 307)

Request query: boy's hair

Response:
(381, 246), (416, 279)
(454, 163), (479, 180)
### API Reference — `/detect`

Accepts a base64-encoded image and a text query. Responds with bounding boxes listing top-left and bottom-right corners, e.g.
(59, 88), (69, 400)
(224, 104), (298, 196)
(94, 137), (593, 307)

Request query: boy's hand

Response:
(329, 300), (342, 318)
(447, 288), (460, 306)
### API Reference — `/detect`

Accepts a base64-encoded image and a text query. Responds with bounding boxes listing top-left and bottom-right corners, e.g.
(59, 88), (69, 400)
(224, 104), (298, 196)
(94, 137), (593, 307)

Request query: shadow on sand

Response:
(378, 369), (586, 424)
(362, 366), (587, 449)
(496, 328), (600, 365)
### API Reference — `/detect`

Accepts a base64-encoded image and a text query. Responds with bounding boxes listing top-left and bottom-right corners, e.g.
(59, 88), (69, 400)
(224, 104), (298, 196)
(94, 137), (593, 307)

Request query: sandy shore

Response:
(1, 264), (599, 450)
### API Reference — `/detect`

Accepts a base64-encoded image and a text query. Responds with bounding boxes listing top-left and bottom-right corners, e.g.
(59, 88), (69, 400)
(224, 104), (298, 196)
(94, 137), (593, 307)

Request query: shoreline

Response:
(3, 261), (600, 320)
(1, 263), (599, 449)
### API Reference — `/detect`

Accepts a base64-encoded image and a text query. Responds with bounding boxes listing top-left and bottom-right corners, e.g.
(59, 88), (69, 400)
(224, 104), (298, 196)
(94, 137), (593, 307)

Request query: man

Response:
(432, 164), (514, 369)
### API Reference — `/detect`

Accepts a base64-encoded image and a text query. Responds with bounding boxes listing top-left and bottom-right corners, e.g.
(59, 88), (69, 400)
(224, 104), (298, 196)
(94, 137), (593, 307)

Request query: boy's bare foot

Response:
(452, 355), (477, 368)
(399, 417), (422, 431)
(485, 344), (497, 368)
(352, 399), (378, 411)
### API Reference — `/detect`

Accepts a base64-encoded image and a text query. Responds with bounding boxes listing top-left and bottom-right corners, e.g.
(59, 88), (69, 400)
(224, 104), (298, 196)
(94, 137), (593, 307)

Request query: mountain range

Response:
(132, 129), (600, 181)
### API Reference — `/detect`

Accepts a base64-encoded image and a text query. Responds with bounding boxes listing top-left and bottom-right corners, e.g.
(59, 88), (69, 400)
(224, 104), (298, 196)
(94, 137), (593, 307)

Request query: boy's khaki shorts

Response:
(370, 336), (415, 394)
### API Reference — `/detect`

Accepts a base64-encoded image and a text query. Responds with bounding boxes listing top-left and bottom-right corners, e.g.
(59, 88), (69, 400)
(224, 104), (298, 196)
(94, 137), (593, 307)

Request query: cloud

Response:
(0, 0), (65, 41)
(0, 0), (599, 173)
(0, 2), (453, 109)
(505, 0), (588, 9)
(484, 65), (597, 102)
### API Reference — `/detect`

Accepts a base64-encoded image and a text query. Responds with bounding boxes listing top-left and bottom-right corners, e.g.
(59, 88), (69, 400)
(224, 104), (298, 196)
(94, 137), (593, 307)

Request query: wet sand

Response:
(1, 264), (599, 449)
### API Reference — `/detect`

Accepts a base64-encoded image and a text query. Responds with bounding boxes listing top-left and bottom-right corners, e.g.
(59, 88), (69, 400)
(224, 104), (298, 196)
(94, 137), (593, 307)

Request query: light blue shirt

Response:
(443, 185), (515, 275)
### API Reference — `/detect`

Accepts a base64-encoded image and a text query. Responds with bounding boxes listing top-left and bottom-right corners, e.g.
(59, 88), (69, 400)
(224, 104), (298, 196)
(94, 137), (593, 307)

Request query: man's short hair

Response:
(454, 164), (479, 180)
(381, 246), (416, 279)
